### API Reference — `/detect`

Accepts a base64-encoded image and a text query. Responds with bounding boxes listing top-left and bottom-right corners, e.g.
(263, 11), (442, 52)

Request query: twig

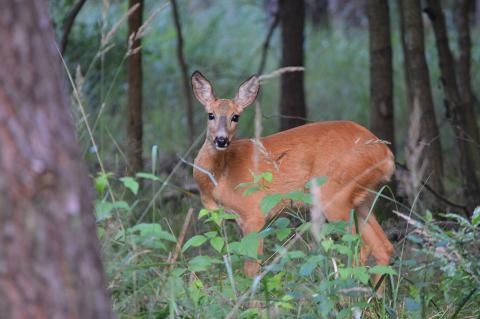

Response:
(258, 66), (304, 83)
(177, 154), (218, 187)
(168, 208), (194, 269)
(395, 161), (469, 213)
(60, 0), (87, 55)
(257, 10), (280, 75)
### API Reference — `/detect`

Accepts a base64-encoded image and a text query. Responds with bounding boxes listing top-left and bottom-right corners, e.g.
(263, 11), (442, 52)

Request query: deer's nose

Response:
(214, 136), (229, 148)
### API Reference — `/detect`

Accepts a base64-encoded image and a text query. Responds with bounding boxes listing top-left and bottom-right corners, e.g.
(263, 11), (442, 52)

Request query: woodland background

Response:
(0, 0), (479, 318)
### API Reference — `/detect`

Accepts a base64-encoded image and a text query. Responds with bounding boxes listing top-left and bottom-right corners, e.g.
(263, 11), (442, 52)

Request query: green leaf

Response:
(299, 255), (322, 276)
(95, 200), (130, 222)
(274, 217), (290, 229)
(254, 171), (273, 184)
(204, 231), (218, 239)
(95, 200), (114, 221)
(284, 191), (312, 204)
(198, 209), (210, 219)
(95, 172), (113, 195)
(369, 265), (397, 276)
(182, 235), (207, 252)
(241, 233), (260, 259)
(321, 239), (334, 252)
(472, 207), (480, 226)
(332, 244), (352, 256)
(305, 176), (328, 189)
(287, 250), (305, 259)
(260, 194), (282, 215)
(236, 182), (252, 189)
(118, 223), (176, 250)
(120, 177), (139, 195)
(243, 186), (260, 196)
(129, 223), (177, 242)
(188, 256), (218, 272)
(276, 228), (291, 241)
(136, 172), (161, 181)
(210, 236), (224, 253)
(341, 233), (359, 242)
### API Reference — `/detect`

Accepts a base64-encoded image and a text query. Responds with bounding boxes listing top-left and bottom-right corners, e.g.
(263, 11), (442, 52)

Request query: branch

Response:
(177, 154), (218, 187)
(257, 10), (280, 75)
(60, 0), (87, 55)
(395, 161), (469, 214)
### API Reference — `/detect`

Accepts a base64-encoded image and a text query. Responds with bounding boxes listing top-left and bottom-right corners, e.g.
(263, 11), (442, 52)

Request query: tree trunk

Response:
(127, 0), (144, 174)
(60, 0), (87, 55)
(399, 0), (445, 208)
(399, 2), (412, 110)
(425, 0), (480, 214)
(279, 0), (307, 130)
(455, 0), (480, 166)
(307, 0), (329, 29)
(0, 1), (114, 318)
(170, 0), (195, 146)
(367, 0), (394, 153)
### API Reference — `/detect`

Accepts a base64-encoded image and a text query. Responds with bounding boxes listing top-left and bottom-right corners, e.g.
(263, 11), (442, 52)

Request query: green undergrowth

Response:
(95, 171), (480, 318)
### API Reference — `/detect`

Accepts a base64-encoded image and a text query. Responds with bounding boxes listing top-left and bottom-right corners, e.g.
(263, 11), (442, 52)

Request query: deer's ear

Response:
(234, 75), (259, 110)
(191, 71), (216, 107)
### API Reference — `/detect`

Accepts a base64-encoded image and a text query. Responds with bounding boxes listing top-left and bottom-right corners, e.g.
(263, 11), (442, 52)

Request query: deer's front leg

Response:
(239, 213), (266, 277)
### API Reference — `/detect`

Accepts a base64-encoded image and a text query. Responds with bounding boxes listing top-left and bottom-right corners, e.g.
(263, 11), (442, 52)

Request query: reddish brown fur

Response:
(191, 72), (394, 284)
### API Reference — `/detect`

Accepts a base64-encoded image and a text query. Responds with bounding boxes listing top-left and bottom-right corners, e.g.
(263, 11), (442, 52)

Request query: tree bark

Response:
(170, 0), (195, 146)
(455, 0), (480, 166)
(367, 0), (394, 153)
(425, 0), (480, 213)
(399, 0), (445, 206)
(0, 1), (114, 318)
(127, 0), (144, 174)
(279, 0), (307, 130)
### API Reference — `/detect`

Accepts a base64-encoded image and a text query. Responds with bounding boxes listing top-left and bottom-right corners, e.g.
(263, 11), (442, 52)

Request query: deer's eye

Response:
(208, 113), (215, 120)
(231, 114), (239, 122)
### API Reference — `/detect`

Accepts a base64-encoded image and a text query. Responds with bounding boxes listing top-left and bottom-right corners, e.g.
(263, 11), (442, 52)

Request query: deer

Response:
(191, 71), (395, 288)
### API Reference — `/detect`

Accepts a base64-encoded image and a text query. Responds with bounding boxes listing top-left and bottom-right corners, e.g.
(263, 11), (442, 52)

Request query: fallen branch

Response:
(168, 208), (194, 269)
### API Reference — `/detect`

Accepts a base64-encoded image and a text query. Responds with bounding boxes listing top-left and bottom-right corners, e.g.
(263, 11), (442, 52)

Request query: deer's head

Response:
(191, 71), (259, 151)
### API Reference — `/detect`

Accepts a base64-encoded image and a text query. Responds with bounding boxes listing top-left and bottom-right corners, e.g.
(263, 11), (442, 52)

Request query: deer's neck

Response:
(194, 140), (228, 182)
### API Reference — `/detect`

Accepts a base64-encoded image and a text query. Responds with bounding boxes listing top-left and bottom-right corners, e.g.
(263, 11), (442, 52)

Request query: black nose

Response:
(214, 136), (229, 148)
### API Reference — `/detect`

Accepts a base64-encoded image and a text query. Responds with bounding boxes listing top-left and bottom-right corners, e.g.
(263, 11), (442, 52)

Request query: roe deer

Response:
(191, 71), (395, 286)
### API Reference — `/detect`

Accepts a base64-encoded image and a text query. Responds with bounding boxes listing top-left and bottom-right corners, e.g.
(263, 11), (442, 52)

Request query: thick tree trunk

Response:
(127, 0), (144, 174)
(399, 0), (445, 207)
(367, 0), (394, 153)
(279, 0), (307, 130)
(425, 0), (480, 214)
(0, 1), (114, 318)
(170, 0), (195, 146)
(455, 0), (480, 166)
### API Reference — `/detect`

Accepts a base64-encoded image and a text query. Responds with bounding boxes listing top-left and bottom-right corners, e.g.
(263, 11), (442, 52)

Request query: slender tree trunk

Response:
(308, 0), (330, 29)
(127, 0), (144, 174)
(0, 1), (114, 317)
(279, 0), (307, 130)
(399, 3), (412, 110)
(367, 0), (394, 153)
(425, 0), (480, 214)
(170, 0), (195, 146)
(399, 0), (445, 207)
(455, 0), (480, 166)
(60, 0), (87, 55)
